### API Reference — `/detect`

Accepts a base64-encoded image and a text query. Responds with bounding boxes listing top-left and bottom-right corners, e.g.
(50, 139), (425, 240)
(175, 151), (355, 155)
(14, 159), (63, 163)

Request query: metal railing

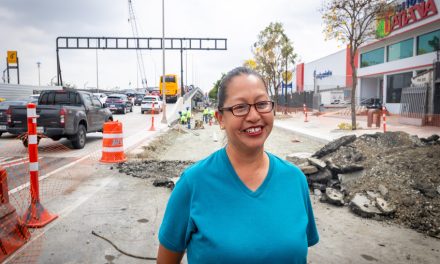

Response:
(400, 84), (428, 121)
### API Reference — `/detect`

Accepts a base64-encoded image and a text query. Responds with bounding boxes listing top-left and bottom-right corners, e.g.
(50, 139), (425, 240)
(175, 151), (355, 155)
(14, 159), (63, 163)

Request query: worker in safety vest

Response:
(181, 109), (187, 124)
(203, 108), (209, 124)
(180, 113), (187, 125)
(186, 107), (192, 129)
(209, 109), (215, 124)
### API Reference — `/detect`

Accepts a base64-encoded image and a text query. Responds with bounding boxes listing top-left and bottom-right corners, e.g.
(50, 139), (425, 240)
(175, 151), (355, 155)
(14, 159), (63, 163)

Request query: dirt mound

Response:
(317, 132), (440, 237)
(117, 160), (194, 179)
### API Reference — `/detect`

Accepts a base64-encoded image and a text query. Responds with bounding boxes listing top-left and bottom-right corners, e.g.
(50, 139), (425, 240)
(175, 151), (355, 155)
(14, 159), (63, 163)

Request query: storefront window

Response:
(387, 38), (413, 62)
(386, 72), (412, 103)
(360, 48), (384, 68)
(417, 29), (440, 55)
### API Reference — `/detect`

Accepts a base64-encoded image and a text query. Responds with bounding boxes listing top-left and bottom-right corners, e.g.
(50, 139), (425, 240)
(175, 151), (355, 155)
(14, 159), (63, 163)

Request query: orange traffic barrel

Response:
(100, 121), (127, 163)
(1, 165), (31, 262)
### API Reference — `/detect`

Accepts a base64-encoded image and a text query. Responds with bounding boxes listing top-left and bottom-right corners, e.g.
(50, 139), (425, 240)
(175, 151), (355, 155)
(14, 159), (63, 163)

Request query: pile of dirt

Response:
(310, 132), (440, 237)
(116, 159), (194, 180)
(135, 129), (185, 159)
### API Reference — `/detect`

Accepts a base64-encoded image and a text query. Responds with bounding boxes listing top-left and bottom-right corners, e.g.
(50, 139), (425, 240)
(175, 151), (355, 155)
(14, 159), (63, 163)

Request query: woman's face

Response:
(218, 74), (274, 153)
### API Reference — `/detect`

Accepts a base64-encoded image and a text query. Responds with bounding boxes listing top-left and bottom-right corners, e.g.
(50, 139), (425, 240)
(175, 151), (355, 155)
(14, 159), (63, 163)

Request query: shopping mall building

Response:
(294, 0), (440, 124)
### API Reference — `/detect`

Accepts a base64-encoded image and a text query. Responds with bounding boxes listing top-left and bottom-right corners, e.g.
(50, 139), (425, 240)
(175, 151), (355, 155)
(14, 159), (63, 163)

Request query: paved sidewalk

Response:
(274, 111), (440, 143)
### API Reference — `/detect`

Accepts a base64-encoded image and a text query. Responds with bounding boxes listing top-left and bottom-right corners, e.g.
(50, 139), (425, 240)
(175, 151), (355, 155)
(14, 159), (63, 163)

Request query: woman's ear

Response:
(215, 111), (224, 129)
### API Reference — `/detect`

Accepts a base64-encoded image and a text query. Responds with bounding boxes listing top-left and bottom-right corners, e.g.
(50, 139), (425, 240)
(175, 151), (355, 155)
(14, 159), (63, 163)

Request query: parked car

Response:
(141, 95), (163, 114)
(105, 94), (133, 114)
(93, 93), (107, 105)
(361, 98), (382, 109)
(0, 100), (35, 137)
(7, 89), (113, 149)
(134, 94), (145, 106)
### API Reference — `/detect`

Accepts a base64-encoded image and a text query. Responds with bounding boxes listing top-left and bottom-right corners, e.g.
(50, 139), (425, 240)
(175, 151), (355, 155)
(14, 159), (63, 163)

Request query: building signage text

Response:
(314, 70), (333, 80)
(376, 0), (438, 38)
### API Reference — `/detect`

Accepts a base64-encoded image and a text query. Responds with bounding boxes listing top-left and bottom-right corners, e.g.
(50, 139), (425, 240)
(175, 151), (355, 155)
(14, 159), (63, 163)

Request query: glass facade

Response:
(360, 48), (384, 68)
(387, 38), (413, 62)
(417, 29), (440, 55)
(386, 72), (412, 103)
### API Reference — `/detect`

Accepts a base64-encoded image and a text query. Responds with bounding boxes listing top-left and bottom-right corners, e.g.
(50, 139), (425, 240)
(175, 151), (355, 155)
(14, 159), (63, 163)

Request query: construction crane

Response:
(128, 0), (148, 89)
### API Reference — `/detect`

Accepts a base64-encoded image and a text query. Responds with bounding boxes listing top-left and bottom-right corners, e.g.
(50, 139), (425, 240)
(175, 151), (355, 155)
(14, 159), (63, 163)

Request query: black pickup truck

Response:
(7, 89), (113, 149)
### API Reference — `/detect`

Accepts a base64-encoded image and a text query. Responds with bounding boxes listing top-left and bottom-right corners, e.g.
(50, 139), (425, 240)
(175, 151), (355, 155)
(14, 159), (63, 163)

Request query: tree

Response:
(209, 73), (225, 101)
(252, 22), (297, 112)
(243, 59), (257, 69)
(322, 0), (388, 130)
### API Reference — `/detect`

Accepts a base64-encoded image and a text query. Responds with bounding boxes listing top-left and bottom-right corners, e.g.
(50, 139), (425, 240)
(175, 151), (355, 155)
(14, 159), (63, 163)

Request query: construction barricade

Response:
(149, 103), (156, 131)
(1, 165), (31, 262)
(22, 103), (58, 228)
(100, 121), (127, 163)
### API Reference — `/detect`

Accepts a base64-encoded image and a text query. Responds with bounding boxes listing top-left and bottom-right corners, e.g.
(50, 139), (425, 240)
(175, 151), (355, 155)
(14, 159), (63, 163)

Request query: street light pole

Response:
(96, 49), (99, 93)
(161, 0), (167, 124)
(36, 62), (41, 86)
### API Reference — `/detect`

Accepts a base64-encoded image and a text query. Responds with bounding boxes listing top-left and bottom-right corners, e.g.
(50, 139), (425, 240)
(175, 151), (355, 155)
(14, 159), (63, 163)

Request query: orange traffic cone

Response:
(100, 121), (126, 163)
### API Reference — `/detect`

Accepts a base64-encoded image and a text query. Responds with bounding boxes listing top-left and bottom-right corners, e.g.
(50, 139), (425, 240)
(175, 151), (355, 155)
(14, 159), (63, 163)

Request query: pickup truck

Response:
(7, 89), (113, 149)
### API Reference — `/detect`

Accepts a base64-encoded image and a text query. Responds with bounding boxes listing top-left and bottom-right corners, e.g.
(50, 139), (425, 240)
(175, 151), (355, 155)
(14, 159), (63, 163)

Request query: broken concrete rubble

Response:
(349, 193), (382, 218)
(285, 152), (312, 165)
(298, 164), (318, 175)
(307, 157), (327, 169)
(323, 187), (345, 206)
(295, 131), (440, 238)
(312, 135), (356, 158)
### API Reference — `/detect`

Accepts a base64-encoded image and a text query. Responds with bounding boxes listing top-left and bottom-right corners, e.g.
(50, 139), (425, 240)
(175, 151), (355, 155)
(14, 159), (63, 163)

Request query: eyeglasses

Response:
(219, 101), (274, 117)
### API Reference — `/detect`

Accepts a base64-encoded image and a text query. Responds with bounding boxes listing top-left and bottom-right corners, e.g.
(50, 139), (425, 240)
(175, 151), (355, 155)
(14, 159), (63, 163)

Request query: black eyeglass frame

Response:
(218, 101), (275, 117)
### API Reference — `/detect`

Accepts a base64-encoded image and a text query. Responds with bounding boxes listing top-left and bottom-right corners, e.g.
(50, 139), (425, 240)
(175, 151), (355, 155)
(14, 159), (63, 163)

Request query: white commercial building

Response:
(294, 0), (440, 125)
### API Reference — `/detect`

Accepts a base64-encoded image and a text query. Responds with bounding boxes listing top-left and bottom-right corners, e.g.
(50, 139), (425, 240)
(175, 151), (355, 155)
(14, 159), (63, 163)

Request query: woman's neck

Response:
(226, 144), (265, 167)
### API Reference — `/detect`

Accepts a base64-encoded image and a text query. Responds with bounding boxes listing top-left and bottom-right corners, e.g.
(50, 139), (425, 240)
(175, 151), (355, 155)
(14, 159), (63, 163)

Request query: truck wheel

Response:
(71, 124), (86, 149)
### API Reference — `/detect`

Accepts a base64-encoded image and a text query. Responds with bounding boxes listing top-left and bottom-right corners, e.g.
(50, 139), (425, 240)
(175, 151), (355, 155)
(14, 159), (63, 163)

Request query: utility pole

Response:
(36, 62), (41, 86)
(96, 50), (99, 93)
(161, 0), (167, 124)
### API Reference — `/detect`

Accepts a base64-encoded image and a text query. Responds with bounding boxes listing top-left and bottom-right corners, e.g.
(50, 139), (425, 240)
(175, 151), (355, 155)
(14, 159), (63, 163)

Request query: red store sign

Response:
(391, 0), (438, 31)
(377, 0), (438, 37)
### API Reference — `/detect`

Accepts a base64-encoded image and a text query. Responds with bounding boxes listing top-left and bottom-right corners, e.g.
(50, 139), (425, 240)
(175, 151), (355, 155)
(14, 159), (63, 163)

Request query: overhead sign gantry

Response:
(55, 36), (228, 88)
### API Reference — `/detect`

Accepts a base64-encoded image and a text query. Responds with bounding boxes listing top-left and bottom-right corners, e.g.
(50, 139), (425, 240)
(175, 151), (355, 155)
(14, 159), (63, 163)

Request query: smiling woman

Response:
(157, 67), (319, 264)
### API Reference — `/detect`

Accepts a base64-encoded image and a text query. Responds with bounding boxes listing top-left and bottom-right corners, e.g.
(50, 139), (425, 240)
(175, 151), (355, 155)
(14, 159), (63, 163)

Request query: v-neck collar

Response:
(221, 147), (274, 197)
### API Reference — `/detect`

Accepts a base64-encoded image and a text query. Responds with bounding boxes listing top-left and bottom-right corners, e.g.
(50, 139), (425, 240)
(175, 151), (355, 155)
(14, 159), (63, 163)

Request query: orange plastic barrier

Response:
(22, 103), (58, 228)
(100, 121), (127, 163)
(149, 102), (156, 131)
(1, 165), (31, 262)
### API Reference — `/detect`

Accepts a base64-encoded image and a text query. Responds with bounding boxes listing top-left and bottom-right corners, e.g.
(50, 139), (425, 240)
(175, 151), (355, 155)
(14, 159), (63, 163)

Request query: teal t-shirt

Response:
(159, 148), (319, 263)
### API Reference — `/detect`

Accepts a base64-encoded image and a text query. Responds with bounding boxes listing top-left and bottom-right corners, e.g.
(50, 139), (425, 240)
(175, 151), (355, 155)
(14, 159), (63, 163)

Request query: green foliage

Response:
(209, 73), (225, 100)
(337, 122), (361, 130)
(252, 22), (297, 101)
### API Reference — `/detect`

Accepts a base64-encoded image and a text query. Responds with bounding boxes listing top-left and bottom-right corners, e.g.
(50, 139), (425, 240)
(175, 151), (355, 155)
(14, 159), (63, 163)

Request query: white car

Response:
(93, 93), (107, 105)
(141, 95), (163, 114)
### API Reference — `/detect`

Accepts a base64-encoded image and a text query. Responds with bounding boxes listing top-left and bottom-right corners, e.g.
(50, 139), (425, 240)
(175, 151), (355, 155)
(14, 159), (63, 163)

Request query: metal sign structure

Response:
(5, 50), (20, 84)
(56, 37), (228, 88)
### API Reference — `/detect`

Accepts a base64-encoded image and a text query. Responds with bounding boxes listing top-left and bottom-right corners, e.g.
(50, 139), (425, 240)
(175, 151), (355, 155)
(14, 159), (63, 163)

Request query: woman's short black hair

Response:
(217, 67), (267, 110)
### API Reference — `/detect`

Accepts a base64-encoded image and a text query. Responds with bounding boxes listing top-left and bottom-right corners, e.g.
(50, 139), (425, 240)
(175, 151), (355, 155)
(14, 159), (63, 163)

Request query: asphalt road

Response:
(0, 104), (176, 191)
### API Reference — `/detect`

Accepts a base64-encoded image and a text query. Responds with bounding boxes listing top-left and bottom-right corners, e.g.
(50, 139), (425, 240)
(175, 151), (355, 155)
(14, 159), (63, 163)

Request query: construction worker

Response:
(209, 109), (215, 125)
(203, 107), (209, 124)
(180, 112), (187, 125)
(186, 107), (192, 129)
(181, 109), (187, 123)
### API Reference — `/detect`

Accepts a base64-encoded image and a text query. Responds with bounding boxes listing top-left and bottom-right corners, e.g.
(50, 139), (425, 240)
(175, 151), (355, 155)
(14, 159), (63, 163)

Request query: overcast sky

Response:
(0, 0), (341, 92)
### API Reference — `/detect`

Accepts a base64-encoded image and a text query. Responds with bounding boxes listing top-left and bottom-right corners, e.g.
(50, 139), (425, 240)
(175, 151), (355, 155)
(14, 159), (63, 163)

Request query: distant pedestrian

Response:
(157, 66), (319, 263)
(203, 107), (209, 124)
(186, 107), (192, 129)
